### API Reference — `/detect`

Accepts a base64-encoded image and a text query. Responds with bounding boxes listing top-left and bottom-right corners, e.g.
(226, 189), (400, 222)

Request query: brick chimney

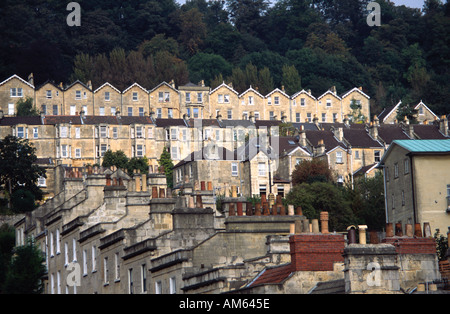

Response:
(289, 233), (345, 271)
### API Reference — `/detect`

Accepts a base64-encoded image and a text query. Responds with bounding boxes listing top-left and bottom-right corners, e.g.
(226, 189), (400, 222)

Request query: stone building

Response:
(93, 83), (122, 117)
(378, 139), (450, 234)
(0, 74), (373, 125)
(0, 74), (35, 116)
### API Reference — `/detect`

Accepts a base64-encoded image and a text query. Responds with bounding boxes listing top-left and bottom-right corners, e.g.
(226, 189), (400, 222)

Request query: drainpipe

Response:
(409, 154), (417, 225)
(382, 165), (389, 224)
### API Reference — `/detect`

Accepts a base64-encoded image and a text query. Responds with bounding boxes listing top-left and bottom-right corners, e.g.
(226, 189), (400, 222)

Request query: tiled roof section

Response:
(218, 119), (254, 128)
(292, 122), (320, 131)
(247, 264), (293, 288)
(277, 136), (311, 156)
(35, 158), (54, 165)
(319, 122), (346, 131)
(43, 115), (156, 125)
(377, 104), (398, 122)
(343, 129), (383, 148)
(44, 115), (82, 125)
(174, 145), (237, 168)
(0, 116), (42, 126)
(353, 163), (378, 176)
(377, 125), (410, 145)
(186, 118), (220, 128)
(254, 120), (282, 128)
(154, 118), (187, 127)
(412, 124), (447, 139)
(305, 130), (345, 152)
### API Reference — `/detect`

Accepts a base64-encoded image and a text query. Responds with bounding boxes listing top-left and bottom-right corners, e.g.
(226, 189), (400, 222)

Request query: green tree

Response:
(0, 136), (46, 208)
(286, 182), (356, 231)
(2, 239), (46, 294)
(226, 0), (270, 35)
(127, 157), (150, 176)
(101, 150), (129, 170)
(291, 159), (334, 186)
(396, 101), (418, 123)
(188, 53), (232, 86)
(281, 64), (302, 95)
(178, 8), (207, 56)
(158, 147), (174, 189)
(10, 189), (36, 213)
(344, 172), (386, 231)
(16, 97), (39, 116)
(0, 224), (15, 293)
(257, 67), (274, 95)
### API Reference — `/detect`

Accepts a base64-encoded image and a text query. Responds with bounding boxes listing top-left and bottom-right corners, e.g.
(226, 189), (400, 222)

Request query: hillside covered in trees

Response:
(0, 0), (448, 115)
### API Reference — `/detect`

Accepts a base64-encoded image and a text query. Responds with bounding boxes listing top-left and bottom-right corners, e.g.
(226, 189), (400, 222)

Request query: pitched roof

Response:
(154, 118), (187, 127)
(0, 116), (42, 126)
(148, 81), (178, 93)
(291, 89), (317, 100)
(0, 74), (35, 89)
(122, 82), (148, 94)
(377, 124), (411, 145)
(305, 130), (346, 152)
(246, 264), (293, 288)
(254, 120), (282, 128)
(343, 128), (383, 148)
(174, 144), (237, 168)
(353, 163), (378, 177)
(239, 86), (264, 98)
(94, 82), (121, 94)
(377, 101), (401, 123)
(340, 87), (370, 99)
(412, 124), (447, 139)
(265, 88), (290, 99)
(317, 90), (341, 100)
(209, 82), (238, 95)
(65, 80), (92, 91)
(414, 101), (439, 120)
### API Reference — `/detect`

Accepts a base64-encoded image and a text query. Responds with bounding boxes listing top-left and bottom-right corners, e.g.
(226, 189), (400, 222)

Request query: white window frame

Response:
(231, 162), (238, 176)
(258, 162), (266, 176)
(8, 103), (14, 115)
(336, 151), (343, 163)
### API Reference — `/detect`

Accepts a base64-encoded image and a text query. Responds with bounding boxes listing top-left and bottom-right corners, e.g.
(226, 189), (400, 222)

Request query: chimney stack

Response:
(320, 211), (329, 234)
(28, 73), (34, 86)
(440, 115), (448, 136)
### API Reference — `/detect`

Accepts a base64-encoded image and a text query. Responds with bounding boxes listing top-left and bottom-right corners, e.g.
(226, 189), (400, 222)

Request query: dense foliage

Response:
(1, 0), (448, 115)
(286, 166), (386, 232)
(0, 135), (46, 211)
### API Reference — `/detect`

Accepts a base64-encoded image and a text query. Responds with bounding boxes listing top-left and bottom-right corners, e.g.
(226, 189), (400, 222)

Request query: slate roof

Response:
(305, 130), (345, 152)
(174, 144), (237, 168)
(412, 124), (447, 139)
(0, 116), (42, 126)
(343, 129), (383, 148)
(377, 124), (411, 145)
